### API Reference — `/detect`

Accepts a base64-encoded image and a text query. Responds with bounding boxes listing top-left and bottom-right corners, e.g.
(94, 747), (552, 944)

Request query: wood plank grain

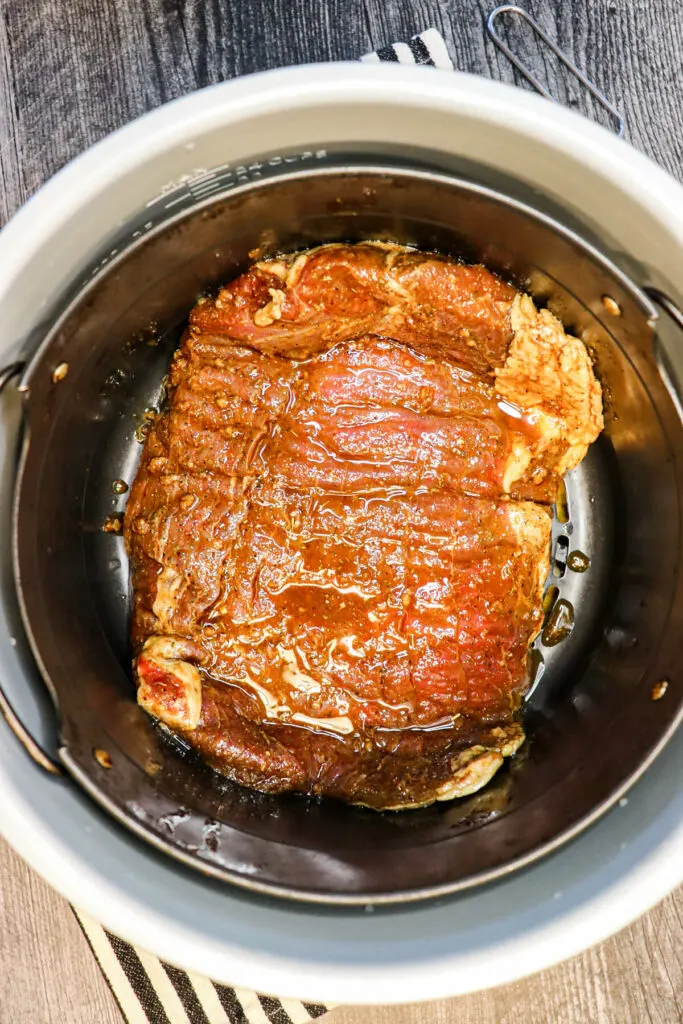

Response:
(0, 839), (122, 1024)
(0, 0), (197, 207)
(0, 13), (24, 222)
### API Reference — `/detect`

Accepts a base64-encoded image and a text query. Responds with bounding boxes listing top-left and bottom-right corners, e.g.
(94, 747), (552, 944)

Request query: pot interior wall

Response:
(12, 168), (683, 901)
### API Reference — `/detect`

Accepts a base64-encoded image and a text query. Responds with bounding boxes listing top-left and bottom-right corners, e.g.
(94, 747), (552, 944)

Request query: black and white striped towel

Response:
(74, 29), (452, 1024)
(75, 909), (330, 1024)
(361, 28), (453, 69)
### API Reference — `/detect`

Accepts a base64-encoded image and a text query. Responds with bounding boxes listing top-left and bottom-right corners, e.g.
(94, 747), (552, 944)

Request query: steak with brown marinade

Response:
(124, 243), (603, 810)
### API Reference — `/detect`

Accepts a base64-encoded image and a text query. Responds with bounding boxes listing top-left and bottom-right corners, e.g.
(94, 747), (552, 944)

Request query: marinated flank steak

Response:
(125, 243), (603, 810)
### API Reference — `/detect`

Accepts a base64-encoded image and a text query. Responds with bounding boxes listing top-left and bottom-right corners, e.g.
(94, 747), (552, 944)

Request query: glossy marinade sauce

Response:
(125, 244), (600, 808)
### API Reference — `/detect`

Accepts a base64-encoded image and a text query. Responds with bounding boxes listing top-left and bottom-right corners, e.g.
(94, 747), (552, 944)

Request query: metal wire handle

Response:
(487, 5), (625, 138)
(0, 361), (62, 775)
(645, 288), (683, 333)
(644, 287), (683, 416)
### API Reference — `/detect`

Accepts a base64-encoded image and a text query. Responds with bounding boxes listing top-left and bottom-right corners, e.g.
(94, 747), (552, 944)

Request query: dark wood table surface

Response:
(1, 1), (682, 1021)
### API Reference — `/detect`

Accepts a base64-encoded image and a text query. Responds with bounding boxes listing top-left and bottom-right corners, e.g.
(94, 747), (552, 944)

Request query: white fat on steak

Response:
(497, 293), (604, 491)
(136, 635), (202, 731)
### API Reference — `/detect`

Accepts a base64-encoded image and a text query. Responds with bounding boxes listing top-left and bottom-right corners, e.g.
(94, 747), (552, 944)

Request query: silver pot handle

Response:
(642, 288), (683, 418)
(644, 288), (683, 333)
(0, 362), (62, 775)
(0, 361), (25, 392)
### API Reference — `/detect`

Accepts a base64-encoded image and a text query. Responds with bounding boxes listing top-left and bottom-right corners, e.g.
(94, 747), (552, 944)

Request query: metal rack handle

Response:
(487, 5), (625, 138)
(644, 287), (683, 414)
(0, 361), (62, 775)
(645, 288), (683, 334)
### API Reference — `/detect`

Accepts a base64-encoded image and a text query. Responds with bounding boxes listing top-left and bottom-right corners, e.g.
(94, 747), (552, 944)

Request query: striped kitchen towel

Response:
(75, 909), (331, 1024)
(361, 28), (453, 69)
(72, 28), (452, 1024)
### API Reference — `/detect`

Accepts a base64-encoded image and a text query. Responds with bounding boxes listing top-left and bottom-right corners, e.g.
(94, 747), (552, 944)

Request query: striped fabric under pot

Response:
(75, 910), (331, 1024)
(361, 27), (453, 67)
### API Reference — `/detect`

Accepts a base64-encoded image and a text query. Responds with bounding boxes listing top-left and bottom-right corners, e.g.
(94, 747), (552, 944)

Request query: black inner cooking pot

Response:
(8, 166), (683, 903)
